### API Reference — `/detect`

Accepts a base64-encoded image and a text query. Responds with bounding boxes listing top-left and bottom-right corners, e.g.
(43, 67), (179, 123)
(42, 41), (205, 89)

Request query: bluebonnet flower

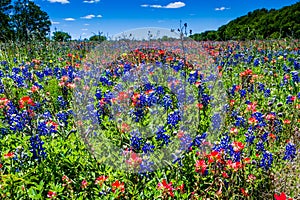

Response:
(56, 111), (68, 126)
(261, 132), (268, 142)
(230, 85), (237, 96)
(190, 133), (207, 148)
(294, 60), (300, 70)
(57, 96), (67, 108)
(162, 95), (172, 109)
(260, 151), (273, 170)
(188, 71), (198, 84)
(9, 114), (24, 131)
(211, 113), (222, 131)
(29, 134), (46, 161)
(239, 89), (247, 98)
(235, 116), (246, 127)
(167, 110), (181, 127)
(137, 93), (148, 107)
(124, 63), (131, 73)
(286, 95), (296, 104)
(179, 134), (193, 150)
(156, 127), (171, 146)
(201, 94), (210, 107)
(253, 59), (259, 66)
(143, 83), (153, 91)
(258, 83), (265, 92)
(100, 76), (110, 86)
(142, 143), (155, 154)
(283, 142), (297, 161)
(291, 71), (299, 83)
(212, 134), (231, 153)
(256, 141), (265, 152)
(273, 119), (282, 134)
(155, 86), (165, 95)
(130, 136), (142, 150)
(233, 151), (241, 162)
(35, 71), (44, 81)
(131, 108), (145, 122)
(139, 159), (154, 173)
(95, 89), (102, 100)
(264, 89), (271, 97)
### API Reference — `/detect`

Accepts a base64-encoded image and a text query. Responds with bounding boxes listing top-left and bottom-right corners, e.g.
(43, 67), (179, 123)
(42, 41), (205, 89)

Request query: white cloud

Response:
(165, 2), (185, 8)
(64, 18), (75, 21)
(84, 23), (90, 26)
(48, 0), (70, 4)
(96, 14), (102, 18)
(141, 1), (185, 9)
(51, 21), (60, 25)
(215, 7), (230, 11)
(81, 14), (95, 19)
(83, 0), (100, 3)
(81, 28), (88, 31)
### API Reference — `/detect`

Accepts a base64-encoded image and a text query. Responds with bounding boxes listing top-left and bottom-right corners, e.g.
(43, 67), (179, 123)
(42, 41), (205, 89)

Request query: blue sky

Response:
(32, 0), (299, 40)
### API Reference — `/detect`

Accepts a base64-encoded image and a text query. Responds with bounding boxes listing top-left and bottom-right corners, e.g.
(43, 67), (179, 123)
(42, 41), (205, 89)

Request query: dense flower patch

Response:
(0, 40), (299, 199)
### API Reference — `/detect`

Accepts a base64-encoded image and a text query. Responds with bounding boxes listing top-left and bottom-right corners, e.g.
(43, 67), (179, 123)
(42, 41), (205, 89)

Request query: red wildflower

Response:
(112, 180), (125, 193)
(177, 130), (185, 138)
(121, 123), (130, 133)
(232, 141), (245, 152)
(222, 172), (229, 178)
(207, 151), (221, 163)
(195, 159), (207, 175)
(46, 121), (59, 130)
(62, 175), (72, 184)
(95, 175), (108, 186)
(230, 99), (235, 106)
(227, 160), (243, 172)
(31, 85), (39, 93)
(246, 102), (257, 113)
(0, 97), (10, 109)
(19, 96), (35, 109)
(47, 191), (57, 199)
(4, 152), (14, 159)
(266, 113), (276, 120)
(283, 119), (291, 124)
(81, 180), (88, 189)
(196, 103), (203, 109)
(269, 133), (277, 140)
(247, 174), (256, 183)
(176, 183), (184, 193)
(157, 179), (174, 197)
(248, 117), (257, 125)
(125, 152), (142, 168)
(240, 188), (249, 197)
(274, 192), (286, 200)
(230, 127), (238, 135)
(243, 157), (251, 164)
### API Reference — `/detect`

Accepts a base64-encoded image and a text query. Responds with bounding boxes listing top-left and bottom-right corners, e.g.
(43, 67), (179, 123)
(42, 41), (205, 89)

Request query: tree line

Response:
(190, 2), (300, 41)
(0, 0), (107, 42)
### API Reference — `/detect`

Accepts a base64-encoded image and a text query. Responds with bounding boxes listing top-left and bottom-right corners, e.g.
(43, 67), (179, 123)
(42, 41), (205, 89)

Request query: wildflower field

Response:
(0, 38), (299, 199)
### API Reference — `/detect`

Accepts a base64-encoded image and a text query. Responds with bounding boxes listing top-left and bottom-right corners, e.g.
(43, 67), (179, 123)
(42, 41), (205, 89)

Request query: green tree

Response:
(89, 35), (107, 42)
(0, 0), (13, 41)
(52, 31), (71, 42)
(11, 0), (51, 41)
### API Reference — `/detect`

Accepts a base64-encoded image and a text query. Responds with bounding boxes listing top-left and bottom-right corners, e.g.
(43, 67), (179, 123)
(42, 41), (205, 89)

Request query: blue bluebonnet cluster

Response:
(29, 134), (46, 161)
(283, 142), (297, 161)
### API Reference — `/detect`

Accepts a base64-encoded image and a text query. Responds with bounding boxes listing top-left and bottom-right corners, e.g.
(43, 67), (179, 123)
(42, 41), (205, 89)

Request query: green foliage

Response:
(52, 31), (72, 42)
(190, 2), (300, 41)
(89, 35), (107, 42)
(0, 0), (51, 42)
(0, 0), (13, 41)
